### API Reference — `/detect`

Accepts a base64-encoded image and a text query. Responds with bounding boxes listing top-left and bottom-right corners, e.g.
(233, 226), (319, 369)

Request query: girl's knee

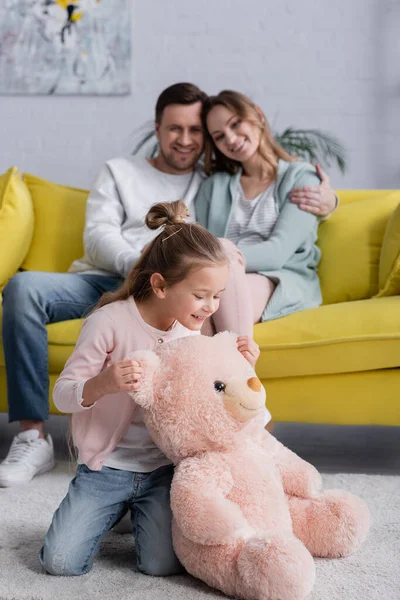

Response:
(137, 551), (184, 577)
(219, 238), (245, 265)
(39, 544), (92, 577)
(219, 238), (236, 252)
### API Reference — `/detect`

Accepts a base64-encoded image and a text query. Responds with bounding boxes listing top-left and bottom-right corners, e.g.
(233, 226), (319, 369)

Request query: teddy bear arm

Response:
(171, 460), (253, 546)
(265, 433), (323, 498)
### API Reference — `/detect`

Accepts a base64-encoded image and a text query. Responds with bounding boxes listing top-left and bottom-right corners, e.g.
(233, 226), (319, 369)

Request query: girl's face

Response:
(159, 263), (228, 331)
(206, 104), (261, 163)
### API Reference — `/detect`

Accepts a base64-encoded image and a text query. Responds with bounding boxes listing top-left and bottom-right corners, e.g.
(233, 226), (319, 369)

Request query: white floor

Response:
(1, 414), (399, 600)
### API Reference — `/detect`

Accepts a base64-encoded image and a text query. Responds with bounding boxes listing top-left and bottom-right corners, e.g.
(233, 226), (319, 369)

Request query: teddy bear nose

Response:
(247, 377), (262, 392)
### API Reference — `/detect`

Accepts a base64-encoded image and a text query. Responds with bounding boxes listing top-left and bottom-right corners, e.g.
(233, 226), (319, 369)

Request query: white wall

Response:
(1, 0), (399, 189)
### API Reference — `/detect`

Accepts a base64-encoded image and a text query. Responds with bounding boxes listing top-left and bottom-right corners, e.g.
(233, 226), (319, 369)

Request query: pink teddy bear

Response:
(129, 332), (370, 600)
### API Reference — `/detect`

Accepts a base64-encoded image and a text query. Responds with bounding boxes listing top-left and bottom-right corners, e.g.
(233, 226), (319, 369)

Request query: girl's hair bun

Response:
(145, 200), (189, 230)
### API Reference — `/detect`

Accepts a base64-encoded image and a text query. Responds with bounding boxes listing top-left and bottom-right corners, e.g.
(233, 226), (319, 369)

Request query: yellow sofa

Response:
(1, 169), (400, 425)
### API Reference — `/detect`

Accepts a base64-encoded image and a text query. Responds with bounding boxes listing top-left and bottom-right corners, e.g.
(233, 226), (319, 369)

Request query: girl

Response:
(39, 200), (259, 578)
(196, 90), (325, 337)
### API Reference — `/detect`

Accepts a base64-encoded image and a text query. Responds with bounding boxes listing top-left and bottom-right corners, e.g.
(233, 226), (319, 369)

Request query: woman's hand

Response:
(237, 336), (260, 369)
(289, 164), (337, 217)
(81, 360), (143, 407)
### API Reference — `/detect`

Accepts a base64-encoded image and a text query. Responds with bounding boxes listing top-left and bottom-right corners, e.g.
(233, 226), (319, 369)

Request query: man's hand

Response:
(237, 336), (260, 369)
(289, 164), (337, 217)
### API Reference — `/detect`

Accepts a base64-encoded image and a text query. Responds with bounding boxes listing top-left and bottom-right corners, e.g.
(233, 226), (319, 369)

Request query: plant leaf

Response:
(275, 128), (347, 173)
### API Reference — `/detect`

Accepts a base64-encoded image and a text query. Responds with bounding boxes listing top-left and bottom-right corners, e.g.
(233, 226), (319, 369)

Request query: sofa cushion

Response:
(21, 174), (88, 273)
(335, 189), (395, 206)
(46, 319), (84, 373)
(0, 168), (34, 289)
(0, 311), (83, 373)
(318, 191), (400, 304)
(375, 202), (400, 298)
(2, 297), (399, 379)
(254, 296), (400, 379)
(2, 298), (400, 378)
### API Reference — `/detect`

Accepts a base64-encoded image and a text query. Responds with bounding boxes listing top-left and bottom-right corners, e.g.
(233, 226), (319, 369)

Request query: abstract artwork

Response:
(0, 0), (131, 95)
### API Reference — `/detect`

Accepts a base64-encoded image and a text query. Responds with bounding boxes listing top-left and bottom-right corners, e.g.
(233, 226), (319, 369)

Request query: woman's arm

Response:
(239, 169), (321, 272)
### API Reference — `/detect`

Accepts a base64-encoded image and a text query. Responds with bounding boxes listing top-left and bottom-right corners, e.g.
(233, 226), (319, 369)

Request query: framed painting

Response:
(0, 0), (131, 95)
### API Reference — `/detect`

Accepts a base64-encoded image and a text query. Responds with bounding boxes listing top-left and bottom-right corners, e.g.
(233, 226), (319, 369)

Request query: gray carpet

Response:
(1, 417), (399, 600)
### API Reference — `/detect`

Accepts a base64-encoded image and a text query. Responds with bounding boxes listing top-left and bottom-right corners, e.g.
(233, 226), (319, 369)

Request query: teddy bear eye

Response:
(214, 381), (226, 393)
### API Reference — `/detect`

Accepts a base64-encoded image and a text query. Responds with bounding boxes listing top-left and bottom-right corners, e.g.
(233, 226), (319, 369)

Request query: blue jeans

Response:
(1, 271), (122, 423)
(39, 464), (182, 576)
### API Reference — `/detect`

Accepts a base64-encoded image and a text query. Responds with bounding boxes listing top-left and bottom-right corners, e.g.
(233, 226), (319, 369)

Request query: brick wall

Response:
(0, 0), (398, 189)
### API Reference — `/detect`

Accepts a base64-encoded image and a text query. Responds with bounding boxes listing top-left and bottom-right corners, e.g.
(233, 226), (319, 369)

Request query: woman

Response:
(195, 90), (326, 337)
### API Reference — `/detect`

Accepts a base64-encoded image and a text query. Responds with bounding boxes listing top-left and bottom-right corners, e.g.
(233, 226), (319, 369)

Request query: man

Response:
(0, 83), (337, 486)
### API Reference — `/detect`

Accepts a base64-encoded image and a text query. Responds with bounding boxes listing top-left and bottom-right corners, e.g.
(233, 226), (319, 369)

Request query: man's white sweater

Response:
(70, 155), (204, 278)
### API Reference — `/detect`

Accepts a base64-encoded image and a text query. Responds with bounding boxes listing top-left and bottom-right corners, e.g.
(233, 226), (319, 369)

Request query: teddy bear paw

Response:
(236, 532), (315, 600)
(316, 490), (371, 557)
(290, 490), (371, 558)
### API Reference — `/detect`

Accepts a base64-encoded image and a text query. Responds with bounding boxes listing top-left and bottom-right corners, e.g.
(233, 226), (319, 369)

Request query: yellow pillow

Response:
(0, 167), (34, 289)
(21, 174), (89, 273)
(375, 203), (400, 297)
(317, 191), (400, 304)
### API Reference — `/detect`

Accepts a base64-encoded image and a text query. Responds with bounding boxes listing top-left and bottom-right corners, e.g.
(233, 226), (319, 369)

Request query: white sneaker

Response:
(0, 429), (55, 487)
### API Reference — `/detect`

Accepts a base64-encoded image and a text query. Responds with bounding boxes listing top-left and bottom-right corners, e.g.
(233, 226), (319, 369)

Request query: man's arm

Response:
(84, 164), (140, 277)
(289, 164), (338, 218)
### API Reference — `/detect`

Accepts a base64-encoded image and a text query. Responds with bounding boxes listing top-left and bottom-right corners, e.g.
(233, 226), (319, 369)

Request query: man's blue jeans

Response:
(39, 464), (182, 576)
(2, 271), (122, 422)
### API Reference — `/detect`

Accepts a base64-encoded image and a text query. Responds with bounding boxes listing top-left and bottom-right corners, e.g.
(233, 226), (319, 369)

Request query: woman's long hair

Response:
(202, 90), (296, 177)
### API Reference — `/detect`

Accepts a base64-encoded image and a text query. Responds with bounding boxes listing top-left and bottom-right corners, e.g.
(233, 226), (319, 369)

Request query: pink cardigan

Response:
(53, 297), (197, 470)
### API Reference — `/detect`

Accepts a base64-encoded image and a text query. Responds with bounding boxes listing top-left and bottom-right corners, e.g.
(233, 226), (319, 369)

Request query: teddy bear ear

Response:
(124, 350), (160, 409)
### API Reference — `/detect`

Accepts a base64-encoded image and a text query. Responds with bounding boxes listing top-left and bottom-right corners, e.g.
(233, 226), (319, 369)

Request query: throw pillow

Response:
(0, 167), (34, 289)
(21, 174), (88, 273)
(317, 191), (400, 304)
(375, 202), (400, 297)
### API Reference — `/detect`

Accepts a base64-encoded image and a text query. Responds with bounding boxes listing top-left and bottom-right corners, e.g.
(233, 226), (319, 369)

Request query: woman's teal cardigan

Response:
(194, 160), (323, 321)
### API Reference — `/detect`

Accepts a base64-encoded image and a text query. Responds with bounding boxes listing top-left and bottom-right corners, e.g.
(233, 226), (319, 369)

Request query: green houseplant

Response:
(274, 128), (347, 174)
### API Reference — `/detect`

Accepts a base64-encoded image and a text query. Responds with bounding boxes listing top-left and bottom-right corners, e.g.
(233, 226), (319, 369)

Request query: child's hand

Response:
(237, 336), (260, 369)
(82, 360), (143, 406)
(98, 359), (143, 395)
